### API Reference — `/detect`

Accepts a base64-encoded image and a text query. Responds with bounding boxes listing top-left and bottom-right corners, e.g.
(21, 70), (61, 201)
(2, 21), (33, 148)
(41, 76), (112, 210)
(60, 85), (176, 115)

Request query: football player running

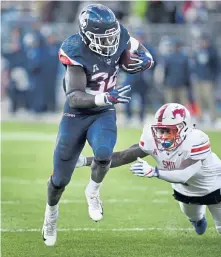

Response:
(78, 103), (221, 236)
(42, 4), (154, 246)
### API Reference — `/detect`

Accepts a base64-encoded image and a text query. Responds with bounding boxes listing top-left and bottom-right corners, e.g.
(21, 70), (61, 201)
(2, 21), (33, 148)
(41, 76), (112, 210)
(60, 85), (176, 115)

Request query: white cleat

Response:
(85, 190), (103, 222)
(42, 204), (58, 246)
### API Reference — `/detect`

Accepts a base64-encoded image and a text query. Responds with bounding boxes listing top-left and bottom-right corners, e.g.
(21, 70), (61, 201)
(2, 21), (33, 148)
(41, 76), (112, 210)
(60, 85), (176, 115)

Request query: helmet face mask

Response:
(151, 103), (192, 151)
(79, 4), (121, 57)
(151, 124), (184, 151)
(84, 25), (120, 56)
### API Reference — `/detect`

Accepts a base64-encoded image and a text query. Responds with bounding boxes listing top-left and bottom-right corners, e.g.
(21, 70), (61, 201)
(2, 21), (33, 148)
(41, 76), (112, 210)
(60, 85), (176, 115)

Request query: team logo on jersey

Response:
(93, 64), (99, 73)
(162, 160), (175, 170)
(79, 11), (88, 29)
(104, 58), (111, 65)
(172, 108), (186, 119)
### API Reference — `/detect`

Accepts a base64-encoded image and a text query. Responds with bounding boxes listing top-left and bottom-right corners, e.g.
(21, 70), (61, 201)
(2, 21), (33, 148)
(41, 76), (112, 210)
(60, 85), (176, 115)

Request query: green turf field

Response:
(1, 122), (221, 257)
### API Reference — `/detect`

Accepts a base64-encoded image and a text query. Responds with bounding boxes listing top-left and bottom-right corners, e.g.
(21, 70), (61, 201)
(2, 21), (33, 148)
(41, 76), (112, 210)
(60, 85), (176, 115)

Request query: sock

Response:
(86, 178), (101, 195)
(46, 203), (58, 213)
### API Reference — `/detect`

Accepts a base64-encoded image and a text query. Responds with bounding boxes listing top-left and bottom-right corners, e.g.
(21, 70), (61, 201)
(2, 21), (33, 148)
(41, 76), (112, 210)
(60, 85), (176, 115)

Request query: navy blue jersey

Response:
(59, 24), (130, 113)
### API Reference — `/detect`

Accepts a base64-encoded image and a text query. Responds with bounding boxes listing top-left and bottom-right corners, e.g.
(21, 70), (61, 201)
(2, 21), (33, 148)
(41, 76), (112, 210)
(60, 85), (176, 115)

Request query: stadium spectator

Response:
(191, 34), (219, 123)
(43, 29), (61, 112)
(2, 26), (26, 69)
(23, 32), (46, 113)
(7, 67), (30, 113)
(158, 38), (190, 106)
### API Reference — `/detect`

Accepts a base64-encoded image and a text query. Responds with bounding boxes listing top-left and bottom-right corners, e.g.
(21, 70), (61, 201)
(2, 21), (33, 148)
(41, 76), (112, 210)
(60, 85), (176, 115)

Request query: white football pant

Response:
(179, 201), (221, 235)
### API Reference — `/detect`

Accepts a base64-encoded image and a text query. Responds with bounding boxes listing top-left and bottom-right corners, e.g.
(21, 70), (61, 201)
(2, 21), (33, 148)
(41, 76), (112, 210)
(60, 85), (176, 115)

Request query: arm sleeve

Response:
(158, 161), (201, 183)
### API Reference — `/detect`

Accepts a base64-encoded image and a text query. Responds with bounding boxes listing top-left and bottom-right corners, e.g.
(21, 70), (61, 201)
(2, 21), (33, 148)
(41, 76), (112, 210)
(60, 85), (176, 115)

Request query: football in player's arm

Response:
(77, 103), (221, 236)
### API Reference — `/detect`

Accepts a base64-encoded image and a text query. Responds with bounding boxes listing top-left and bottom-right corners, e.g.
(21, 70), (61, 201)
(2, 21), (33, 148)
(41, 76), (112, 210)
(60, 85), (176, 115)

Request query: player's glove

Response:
(75, 154), (87, 168)
(95, 85), (131, 106)
(130, 157), (159, 178)
(126, 50), (154, 74)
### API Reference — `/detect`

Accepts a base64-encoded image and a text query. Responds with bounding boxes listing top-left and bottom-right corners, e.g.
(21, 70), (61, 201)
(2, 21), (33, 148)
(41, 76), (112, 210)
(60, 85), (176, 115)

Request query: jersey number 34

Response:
(91, 68), (118, 93)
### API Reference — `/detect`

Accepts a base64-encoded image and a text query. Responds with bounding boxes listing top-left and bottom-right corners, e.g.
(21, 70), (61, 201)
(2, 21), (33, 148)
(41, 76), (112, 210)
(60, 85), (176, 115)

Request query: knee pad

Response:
(94, 159), (111, 168)
(94, 145), (112, 161)
(57, 135), (73, 161)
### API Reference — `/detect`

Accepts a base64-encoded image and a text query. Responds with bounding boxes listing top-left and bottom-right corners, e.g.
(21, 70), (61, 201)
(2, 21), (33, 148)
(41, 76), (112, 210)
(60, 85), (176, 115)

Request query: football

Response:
(119, 49), (139, 71)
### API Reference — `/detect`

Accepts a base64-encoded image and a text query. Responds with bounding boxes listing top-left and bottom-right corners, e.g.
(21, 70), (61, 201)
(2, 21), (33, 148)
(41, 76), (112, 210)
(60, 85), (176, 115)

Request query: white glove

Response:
(130, 157), (159, 178)
(75, 154), (87, 168)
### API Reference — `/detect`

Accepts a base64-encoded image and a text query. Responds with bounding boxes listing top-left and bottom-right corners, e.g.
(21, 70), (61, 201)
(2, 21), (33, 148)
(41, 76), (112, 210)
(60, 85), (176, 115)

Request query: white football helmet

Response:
(151, 103), (192, 151)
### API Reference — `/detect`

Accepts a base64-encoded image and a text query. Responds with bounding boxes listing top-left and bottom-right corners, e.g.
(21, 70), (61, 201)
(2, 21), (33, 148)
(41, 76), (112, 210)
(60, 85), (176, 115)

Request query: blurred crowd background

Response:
(1, 0), (221, 128)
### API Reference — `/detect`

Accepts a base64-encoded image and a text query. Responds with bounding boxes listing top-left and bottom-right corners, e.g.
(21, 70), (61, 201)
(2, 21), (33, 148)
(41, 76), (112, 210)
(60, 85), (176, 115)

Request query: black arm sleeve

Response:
(65, 65), (96, 108)
(86, 144), (148, 168)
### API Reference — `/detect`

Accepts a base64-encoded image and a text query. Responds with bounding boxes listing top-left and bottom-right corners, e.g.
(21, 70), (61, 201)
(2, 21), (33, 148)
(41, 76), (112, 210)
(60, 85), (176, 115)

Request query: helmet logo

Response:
(172, 108), (186, 119)
(157, 104), (168, 122)
(79, 11), (88, 29)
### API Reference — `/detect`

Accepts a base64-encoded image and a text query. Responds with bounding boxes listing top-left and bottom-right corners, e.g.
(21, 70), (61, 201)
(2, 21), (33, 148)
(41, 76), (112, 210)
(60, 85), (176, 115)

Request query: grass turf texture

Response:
(1, 122), (221, 257)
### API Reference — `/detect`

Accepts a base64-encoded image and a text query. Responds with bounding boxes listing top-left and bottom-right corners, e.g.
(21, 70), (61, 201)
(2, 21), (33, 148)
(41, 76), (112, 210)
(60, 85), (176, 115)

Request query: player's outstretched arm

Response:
(85, 144), (148, 168)
(130, 158), (200, 184)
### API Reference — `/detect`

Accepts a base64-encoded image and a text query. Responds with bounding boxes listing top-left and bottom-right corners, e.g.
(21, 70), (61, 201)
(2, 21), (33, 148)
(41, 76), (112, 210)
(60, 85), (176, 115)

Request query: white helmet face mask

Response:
(85, 25), (120, 56)
(151, 103), (192, 151)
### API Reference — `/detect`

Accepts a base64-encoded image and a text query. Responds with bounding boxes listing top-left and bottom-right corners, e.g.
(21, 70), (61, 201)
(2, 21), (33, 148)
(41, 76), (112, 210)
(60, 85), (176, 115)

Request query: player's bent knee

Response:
(95, 159), (111, 168)
(52, 173), (71, 188)
(58, 136), (73, 161)
(94, 145), (112, 161)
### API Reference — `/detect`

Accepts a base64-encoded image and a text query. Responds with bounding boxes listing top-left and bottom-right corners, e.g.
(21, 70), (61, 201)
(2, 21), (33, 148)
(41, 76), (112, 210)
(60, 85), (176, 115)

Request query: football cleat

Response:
(85, 190), (103, 222)
(191, 216), (207, 235)
(42, 204), (58, 246)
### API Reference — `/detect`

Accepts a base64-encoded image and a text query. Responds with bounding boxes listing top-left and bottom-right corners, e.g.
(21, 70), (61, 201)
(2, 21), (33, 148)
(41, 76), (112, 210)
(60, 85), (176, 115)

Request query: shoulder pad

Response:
(189, 130), (211, 160)
(59, 34), (84, 67)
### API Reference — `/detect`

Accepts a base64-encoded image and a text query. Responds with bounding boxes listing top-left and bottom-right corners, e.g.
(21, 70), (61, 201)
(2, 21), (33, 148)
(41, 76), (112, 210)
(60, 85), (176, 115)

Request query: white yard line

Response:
(1, 199), (167, 204)
(154, 190), (170, 195)
(0, 201), (20, 204)
(1, 132), (57, 141)
(1, 177), (85, 187)
(0, 227), (196, 233)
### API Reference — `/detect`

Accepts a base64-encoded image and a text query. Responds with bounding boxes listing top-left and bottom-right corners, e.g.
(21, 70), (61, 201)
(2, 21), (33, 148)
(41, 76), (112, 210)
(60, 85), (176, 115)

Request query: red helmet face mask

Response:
(151, 103), (191, 151)
(151, 125), (184, 151)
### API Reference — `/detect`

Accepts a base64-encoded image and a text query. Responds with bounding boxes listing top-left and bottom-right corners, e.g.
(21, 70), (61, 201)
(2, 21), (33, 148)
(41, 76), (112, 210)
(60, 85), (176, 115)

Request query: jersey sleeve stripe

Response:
(190, 148), (211, 157)
(191, 143), (210, 153)
(59, 49), (83, 67)
(192, 141), (209, 147)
